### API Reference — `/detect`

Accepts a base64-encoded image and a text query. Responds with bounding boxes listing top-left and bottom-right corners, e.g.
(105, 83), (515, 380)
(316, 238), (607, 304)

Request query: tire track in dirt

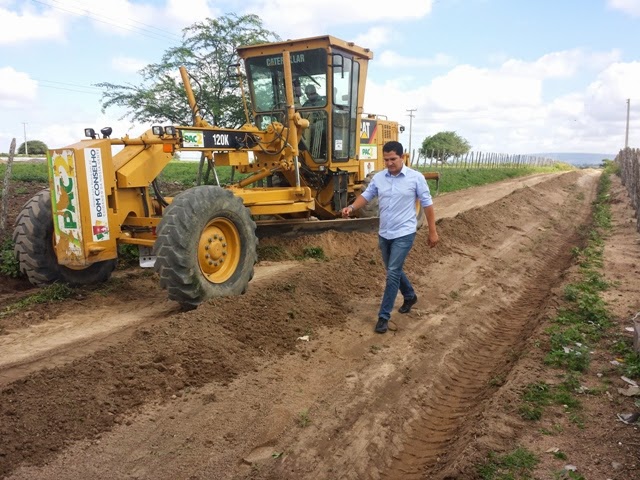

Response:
(251, 171), (598, 480)
(382, 174), (597, 479)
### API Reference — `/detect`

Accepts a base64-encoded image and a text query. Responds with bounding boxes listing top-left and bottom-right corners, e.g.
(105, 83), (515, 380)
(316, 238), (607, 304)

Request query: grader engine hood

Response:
(48, 140), (117, 267)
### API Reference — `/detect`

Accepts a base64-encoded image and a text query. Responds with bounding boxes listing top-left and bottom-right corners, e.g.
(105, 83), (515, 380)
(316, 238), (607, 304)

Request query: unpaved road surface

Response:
(1, 170), (639, 479)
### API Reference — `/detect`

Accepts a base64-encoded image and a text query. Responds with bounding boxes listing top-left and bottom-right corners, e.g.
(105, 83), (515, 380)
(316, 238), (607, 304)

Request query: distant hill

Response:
(532, 152), (616, 167)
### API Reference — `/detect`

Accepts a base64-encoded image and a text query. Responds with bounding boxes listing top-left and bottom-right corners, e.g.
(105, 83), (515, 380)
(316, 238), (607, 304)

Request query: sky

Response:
(1, 0), (639, 158)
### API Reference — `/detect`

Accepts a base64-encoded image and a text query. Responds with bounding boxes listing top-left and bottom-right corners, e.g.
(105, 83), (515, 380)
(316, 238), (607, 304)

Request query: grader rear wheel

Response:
(153, 186), (257, 310)
(13, 189), (116, 286)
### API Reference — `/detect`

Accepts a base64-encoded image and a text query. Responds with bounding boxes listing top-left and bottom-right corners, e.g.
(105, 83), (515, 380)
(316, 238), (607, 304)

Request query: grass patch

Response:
(0, 160), (244, 187)
(0, 162), (49, 182)
(519, 166), (617, 432)
(117, 244), (140, 268)
(519, 376), (584, 424)
(477, 446), (539, 480)
(0, 238), (20, 278)
(612, 337), (640, 379)
(299, 246), (326, 261)
(544, 326), (590, 372)
(296, 409), (311, 428)
(1, 282), (73, 317)
(543, 169), (614, 369)
(157, 162), (249, 187)
(416, 165), (573, 194)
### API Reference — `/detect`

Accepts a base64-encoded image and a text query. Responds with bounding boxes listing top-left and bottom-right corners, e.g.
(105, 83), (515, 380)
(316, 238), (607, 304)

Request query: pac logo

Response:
(182, 131), (204, 148)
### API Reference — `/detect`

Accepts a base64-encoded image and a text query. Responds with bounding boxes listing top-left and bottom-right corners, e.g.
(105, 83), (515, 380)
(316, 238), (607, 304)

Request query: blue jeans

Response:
(378, 233), (416, 320)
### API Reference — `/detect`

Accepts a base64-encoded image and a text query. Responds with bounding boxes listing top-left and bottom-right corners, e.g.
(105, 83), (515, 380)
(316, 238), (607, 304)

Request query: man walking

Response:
(341, 141), (439, 333)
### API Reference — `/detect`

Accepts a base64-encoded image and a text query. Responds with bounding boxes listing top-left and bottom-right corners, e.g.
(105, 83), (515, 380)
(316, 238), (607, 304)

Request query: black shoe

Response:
(375, 318), (389, 334)
(398, 295), (418, 314)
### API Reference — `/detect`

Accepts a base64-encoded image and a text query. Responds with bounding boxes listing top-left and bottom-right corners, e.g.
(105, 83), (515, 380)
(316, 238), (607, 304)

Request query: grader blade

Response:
(255, 217), (379, 238)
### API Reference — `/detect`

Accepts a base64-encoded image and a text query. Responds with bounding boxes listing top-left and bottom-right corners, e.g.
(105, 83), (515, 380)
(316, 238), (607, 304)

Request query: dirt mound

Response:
(1, 170), (638, 480)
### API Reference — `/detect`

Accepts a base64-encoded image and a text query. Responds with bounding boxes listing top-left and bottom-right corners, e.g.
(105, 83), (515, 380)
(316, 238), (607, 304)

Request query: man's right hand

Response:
(341, 207), (352, 218)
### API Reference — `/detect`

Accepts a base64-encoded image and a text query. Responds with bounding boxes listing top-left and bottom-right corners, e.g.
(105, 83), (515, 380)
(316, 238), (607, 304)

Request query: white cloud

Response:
(353, 27), (392, 51)
(377, 50), (455, 68)
(365, 50), (638, 154)
(0, 4), (67, 44)
(0, 67), (38, 108)
(166, 0), (219, 28)
(0, 1), (189, 44)
(607, 0), (640, 16)
(502, 49), (622, 79)
(244, 0), (433, 38)
(428, 65), (542, 110)
(111, 56), (148, 74)
(38, 112), (142, 152)
(583, 61), (640, 121)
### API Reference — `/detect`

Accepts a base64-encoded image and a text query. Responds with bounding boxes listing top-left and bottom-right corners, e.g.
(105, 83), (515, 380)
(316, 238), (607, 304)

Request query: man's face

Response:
(383, 150), (403, 175)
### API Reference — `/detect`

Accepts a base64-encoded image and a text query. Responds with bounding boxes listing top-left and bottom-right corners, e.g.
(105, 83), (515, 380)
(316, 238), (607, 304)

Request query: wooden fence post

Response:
(0, 138), (17, 234)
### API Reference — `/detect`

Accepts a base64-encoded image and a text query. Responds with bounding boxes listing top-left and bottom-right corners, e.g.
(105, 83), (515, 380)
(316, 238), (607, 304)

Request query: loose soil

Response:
(0, 170), (639, 480)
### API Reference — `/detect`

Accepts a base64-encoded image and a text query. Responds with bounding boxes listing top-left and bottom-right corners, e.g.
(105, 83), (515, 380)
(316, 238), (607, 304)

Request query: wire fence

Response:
(617, 147), (640, 233)
(410, 150), (558, 170)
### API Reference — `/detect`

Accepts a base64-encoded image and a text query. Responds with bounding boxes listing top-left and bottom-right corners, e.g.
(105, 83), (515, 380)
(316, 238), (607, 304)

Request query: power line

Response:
(37, 84), (102, 95)
(52, 0), (183, 40)
(31, 0), (181, 42)
(35, 79), (102, 91)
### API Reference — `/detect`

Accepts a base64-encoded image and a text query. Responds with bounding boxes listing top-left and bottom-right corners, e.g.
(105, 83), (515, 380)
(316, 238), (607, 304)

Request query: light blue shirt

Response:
(361, 165), (433, 240)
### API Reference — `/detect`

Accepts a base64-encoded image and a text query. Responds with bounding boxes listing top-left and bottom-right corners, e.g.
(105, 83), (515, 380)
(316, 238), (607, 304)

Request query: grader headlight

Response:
(152, 125), (164, 136)
(164, 126), (176, 136)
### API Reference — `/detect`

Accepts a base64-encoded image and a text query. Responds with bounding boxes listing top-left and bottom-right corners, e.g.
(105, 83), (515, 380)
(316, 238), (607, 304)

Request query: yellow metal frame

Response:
(48, 35), (407, 268)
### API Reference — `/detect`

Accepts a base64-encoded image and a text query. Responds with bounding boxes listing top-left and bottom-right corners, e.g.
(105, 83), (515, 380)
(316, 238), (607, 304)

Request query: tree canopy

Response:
(18, 140), (48, 155)
(97, 14), (280, 128)
(419, 131), (471, 162)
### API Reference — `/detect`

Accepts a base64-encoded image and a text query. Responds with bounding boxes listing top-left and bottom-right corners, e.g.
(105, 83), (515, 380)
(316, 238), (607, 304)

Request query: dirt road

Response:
(1, 169), (638, 479)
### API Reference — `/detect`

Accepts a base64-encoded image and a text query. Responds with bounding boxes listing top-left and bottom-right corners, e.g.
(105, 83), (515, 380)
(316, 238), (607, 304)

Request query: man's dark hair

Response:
(383, 141), (403, 157)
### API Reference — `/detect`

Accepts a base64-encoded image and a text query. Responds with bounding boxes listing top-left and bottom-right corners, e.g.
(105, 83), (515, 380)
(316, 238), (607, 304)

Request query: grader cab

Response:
(13, 35), (422, 310)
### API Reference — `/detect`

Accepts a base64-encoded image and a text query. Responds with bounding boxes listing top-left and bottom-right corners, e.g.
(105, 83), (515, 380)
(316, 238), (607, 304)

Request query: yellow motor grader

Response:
(13, 35), (433, 309)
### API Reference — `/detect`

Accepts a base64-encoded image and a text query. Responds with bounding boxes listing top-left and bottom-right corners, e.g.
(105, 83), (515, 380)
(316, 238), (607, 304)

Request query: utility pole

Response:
(406, 108), (417, 162)
(625, 99), (630, 149)
(22, 122), (28, 156)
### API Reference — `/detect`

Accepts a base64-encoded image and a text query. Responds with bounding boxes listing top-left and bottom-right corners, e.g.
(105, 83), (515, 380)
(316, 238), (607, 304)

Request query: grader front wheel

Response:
(153, 186), (257, 310)
(197, 217), (241, 284)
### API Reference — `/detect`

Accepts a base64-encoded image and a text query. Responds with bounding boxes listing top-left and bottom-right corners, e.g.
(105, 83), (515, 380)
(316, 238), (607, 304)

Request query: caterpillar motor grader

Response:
(13, 35), (434, 309)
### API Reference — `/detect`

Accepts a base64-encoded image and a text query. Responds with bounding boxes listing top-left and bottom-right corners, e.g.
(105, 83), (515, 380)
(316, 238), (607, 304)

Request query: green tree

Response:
(420, 131), (471, 162)
(18, 140), (48, 155)
(97, 14), (280, 128)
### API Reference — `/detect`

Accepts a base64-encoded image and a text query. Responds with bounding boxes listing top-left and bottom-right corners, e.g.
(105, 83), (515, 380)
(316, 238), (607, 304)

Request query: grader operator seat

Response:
(238, 36), (373, 165)
(300, 84), (327, 159)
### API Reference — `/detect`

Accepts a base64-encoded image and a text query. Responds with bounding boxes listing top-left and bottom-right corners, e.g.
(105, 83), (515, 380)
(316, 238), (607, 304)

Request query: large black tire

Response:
(13, 189), (116, 286)
(153, 186), (257, 309)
